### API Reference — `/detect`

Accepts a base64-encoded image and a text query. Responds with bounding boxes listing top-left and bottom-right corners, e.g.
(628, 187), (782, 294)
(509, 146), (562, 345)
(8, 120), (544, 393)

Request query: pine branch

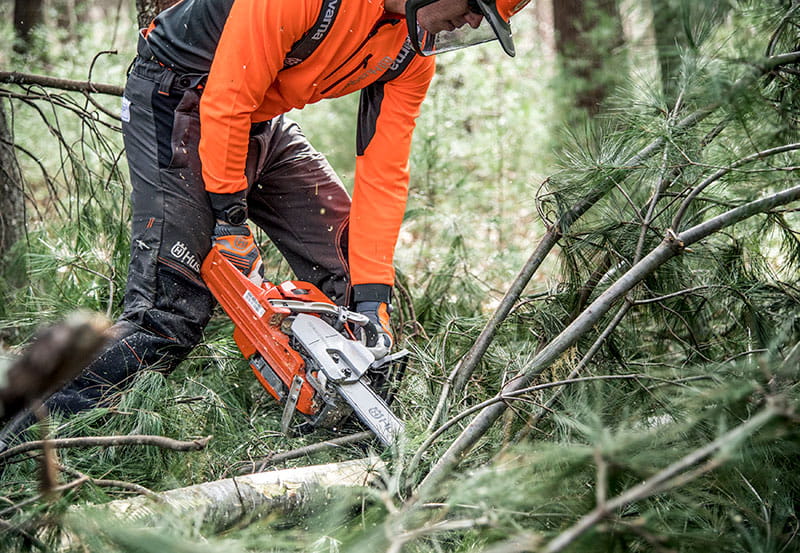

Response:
(539, 404), (782, 553)
(511, 301), (634, 444)
(415, 184), (800, 498)
(409, 373), (672, 480)
(671, 143), (800, 230)
(426, 50), (800, 431)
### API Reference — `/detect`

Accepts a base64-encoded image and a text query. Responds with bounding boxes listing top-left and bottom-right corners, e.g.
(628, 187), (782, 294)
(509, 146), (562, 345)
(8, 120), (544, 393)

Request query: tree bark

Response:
(13, 0), (45, 52)
(135, 0), (182, 28)
(650, 0), (686, 105)
(0, 105), (24, 262)
(68, 458), (383, 538)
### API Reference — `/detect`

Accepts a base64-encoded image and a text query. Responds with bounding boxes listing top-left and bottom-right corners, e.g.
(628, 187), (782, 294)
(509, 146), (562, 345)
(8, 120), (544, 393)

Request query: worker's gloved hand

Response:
(355, 301), (393, 360)
(212, 223), (264, 286)
(208, 191), (263, 286)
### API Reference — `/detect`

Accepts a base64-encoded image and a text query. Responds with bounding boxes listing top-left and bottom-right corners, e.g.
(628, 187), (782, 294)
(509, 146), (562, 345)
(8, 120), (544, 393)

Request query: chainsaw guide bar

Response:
(201, 245), (405, 446)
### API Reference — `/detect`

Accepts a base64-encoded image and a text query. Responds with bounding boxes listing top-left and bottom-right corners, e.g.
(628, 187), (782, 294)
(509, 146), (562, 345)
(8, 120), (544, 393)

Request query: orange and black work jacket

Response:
(145, 0), (436, 288)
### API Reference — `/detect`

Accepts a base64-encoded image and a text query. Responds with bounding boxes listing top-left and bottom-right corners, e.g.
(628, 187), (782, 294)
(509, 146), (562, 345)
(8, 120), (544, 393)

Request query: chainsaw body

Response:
(200, 245), (404, 445)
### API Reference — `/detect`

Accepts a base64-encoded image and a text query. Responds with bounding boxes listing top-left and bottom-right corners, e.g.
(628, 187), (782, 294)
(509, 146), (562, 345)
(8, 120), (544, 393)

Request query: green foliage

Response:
(1, 2), (799, 553)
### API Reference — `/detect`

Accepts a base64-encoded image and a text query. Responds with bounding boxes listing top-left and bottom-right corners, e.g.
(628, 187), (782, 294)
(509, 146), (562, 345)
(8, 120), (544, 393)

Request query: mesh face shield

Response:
(405, 0), (516, 57)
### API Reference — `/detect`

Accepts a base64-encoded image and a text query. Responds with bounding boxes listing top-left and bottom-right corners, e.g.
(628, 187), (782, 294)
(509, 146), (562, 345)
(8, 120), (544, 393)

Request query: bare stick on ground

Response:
(235, 431), (374, 475)
(0, 435), (212, 464)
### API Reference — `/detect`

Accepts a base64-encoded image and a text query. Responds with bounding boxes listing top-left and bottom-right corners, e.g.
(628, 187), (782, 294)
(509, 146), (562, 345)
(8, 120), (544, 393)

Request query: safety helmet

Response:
(405, 0), (530, 58)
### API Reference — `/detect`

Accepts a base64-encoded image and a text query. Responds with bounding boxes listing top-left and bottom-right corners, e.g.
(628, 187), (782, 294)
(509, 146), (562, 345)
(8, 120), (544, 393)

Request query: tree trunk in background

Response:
(0, 105), (24, 262)
(551, 0), (625, 115)
(13, 0), (45, 53)
(650, 0), (685, 106)
(135, 0), (182, 28)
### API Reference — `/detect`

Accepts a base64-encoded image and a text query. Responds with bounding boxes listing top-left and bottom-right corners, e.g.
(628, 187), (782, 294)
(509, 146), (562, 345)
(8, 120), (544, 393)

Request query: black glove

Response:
(209, 191), (264, 285)
(355, 300), (394, 360)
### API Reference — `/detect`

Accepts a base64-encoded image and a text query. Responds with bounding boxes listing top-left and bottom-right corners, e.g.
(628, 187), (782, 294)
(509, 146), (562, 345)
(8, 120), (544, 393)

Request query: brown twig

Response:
(236, 431), (374, 475)
(0, 435), (212, 464)
(0, 312), (110, 421)
(0, 72), (123, 97)
(58, 463), (160, 500)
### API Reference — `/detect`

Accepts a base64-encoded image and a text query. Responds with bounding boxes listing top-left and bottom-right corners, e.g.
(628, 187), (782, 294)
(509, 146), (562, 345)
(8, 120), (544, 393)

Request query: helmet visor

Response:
(405, 0), (515, 57)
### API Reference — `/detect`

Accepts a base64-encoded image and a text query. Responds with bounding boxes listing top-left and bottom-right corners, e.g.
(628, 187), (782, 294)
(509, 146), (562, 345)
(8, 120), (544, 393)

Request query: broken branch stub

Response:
(0, 311), (111, 420)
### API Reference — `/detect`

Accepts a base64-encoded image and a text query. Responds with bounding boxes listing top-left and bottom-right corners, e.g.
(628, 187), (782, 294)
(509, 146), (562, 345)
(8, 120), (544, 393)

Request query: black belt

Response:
(135, 31), (208, 95)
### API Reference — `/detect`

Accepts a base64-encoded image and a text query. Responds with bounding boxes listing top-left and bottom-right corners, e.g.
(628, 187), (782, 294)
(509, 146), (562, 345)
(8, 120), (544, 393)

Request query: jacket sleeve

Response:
(198, 0), (318, 194)
(349, 54), (436, 287)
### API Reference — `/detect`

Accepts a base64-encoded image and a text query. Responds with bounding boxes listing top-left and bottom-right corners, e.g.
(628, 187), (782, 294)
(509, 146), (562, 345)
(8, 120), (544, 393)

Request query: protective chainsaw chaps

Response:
(200, 245), (404, 446)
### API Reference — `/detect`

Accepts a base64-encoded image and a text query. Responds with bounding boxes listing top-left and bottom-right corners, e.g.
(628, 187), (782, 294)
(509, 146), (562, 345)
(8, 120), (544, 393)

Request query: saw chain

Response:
(201, 245), (405, 446)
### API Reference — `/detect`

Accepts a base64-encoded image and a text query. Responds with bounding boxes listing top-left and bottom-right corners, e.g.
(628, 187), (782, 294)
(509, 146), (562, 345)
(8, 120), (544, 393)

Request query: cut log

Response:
(71, 458), (383, 536)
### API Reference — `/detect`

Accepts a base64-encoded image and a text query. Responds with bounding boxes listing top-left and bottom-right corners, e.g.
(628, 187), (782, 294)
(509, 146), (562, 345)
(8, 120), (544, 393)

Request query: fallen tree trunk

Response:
(67, 458), (383, 539)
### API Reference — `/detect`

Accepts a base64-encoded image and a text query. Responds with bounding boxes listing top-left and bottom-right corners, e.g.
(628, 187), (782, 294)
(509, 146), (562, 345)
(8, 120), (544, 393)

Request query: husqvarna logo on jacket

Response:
(312, 0), (339, 40)
(170, 241), (201, 272)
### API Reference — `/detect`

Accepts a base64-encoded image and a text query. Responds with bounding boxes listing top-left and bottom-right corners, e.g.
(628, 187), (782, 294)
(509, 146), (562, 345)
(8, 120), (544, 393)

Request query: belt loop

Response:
(158, 70), (176, 96)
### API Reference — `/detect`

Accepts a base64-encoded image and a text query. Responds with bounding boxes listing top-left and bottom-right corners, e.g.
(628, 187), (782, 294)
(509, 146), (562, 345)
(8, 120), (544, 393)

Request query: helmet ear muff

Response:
(496, 0), (532, 20)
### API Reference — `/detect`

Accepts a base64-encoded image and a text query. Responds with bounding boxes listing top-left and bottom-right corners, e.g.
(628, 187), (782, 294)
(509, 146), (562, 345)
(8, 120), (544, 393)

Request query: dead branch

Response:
(236, 431), (374, 475)
(0, 312), (110, 422)
(0, 435), (212, 464)
(415, 184), (800, 498)
(0, 72), (123, 97)
(58, 463), (159, 500)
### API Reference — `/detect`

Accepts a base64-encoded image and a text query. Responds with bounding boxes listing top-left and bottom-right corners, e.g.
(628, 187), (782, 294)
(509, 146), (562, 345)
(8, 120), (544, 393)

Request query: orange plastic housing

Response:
(200, 245), (331, 416)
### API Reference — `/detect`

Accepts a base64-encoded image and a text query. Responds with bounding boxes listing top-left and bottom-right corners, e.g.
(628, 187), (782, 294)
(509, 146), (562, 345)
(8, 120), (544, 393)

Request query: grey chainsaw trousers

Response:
(43, 47), (352, 415)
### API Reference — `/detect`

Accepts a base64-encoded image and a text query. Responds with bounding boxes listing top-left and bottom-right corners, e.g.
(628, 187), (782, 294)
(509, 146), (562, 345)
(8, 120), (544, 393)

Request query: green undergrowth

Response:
(1, 1), (800, 552)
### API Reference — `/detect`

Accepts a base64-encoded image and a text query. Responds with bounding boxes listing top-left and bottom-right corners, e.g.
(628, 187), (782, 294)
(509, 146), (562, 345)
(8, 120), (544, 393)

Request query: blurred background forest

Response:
(0, 1), (799, 552)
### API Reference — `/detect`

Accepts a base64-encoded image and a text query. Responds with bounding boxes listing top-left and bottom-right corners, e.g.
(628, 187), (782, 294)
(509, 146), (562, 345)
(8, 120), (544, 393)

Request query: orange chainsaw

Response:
(200, 245), (405, 446)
